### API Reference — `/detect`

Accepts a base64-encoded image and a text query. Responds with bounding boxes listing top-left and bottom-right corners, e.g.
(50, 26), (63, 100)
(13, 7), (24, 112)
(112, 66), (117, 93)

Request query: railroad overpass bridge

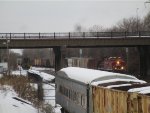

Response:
(0, 32), (150, 79)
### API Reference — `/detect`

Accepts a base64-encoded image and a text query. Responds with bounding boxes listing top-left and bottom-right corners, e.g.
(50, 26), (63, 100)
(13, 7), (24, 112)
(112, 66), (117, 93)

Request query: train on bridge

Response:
(55, 67), (150, 113)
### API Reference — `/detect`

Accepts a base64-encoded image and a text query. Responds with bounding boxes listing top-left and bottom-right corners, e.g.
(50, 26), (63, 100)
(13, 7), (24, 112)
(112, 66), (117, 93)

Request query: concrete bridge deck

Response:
(0, 32), (150, 48)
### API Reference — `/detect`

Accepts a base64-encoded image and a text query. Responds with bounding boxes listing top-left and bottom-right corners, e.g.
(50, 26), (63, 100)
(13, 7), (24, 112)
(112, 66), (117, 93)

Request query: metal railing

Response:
(0, 31), (150, 39)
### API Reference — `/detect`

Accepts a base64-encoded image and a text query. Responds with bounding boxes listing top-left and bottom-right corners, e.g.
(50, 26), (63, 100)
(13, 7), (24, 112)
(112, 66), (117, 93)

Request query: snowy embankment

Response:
(28, 67), (61, 113)
(11, 66), (55, 82)
(0, 85), (38, 113)
(28, 69), (55, 82)
(43, 84), (61, 113)
(11, 70), (28, 76)
(31, 67), (55, 71)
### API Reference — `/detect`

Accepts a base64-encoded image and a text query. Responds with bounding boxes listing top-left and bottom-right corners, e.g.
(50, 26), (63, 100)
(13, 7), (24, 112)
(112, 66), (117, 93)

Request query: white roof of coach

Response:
(59, 67), (145, 84)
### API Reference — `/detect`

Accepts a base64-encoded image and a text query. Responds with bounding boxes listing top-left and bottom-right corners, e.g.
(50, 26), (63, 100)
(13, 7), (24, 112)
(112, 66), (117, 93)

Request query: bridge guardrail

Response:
(0, 31), (150, 40)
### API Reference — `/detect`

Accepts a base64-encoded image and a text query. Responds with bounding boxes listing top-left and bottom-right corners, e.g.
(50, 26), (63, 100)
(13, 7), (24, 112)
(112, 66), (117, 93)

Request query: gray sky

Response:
(0, 0), (149, 33)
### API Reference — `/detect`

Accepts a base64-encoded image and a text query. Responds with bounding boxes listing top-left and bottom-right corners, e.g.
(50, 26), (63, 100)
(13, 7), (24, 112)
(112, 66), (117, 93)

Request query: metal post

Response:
(10, 33), (11, 39)
(136, 8), (139, 32)
(54, 32), (55, 39)
(111, 32), (112, 38)
(39, 32), (40, 39)
(97, 32), (99, 38)
(126, 48), (129, 73)
(139, 31), (141, 37)
(24, 33), (25, 39)
(83, 32), (85, 38)
(125, 32), (126, 38)
(69, 32), (70, 39)
(6, 39), (10, 75)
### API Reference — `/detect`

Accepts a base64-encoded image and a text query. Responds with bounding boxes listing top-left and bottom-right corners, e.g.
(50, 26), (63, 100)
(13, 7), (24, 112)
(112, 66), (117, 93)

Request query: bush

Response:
(0, 75), (39, 107)
(42, 104), (55, 113)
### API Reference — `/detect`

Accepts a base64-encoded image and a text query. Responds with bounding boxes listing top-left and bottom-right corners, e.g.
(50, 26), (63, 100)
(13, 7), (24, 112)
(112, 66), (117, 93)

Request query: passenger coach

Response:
(55, 67), (150, 113)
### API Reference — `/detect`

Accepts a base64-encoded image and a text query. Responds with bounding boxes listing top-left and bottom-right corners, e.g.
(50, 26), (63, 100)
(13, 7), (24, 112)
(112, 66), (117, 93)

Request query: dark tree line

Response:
(0, 49), (21, 70)
(22, 49), (54, 68)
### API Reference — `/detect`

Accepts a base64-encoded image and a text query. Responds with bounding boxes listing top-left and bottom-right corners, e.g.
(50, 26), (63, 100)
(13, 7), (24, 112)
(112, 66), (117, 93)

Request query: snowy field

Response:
(0, 67), (61, 113)
(0, 85), (38, 113)
(11, 70), (28, 76)
(28, 69), (55, 82)
(43, 83), (61, 113)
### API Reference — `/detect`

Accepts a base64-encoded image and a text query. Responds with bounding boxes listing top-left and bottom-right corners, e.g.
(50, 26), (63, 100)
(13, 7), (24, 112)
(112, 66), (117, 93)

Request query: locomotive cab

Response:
(103, 57), (126, 72)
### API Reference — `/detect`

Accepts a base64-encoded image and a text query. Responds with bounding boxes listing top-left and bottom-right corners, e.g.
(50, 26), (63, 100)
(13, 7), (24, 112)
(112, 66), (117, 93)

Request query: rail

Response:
(0, 31), (150, 39)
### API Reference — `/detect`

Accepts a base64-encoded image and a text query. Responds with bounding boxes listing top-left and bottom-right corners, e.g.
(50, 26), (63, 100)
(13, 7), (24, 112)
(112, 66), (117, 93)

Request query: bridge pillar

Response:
(138, 46), (150, 80)
(53, 46), (67, 72)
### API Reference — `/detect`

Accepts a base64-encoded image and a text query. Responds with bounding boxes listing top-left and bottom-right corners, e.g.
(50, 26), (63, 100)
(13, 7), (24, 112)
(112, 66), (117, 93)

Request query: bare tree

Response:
(89, 25), (106, 32)
(22, 49), (54, 67)
(110, 17), (143, 32)
(74, 24), (87, 32)
(143, 11), (150, 30)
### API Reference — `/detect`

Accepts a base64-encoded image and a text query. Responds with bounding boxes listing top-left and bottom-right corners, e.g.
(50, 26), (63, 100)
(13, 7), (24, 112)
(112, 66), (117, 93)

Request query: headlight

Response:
(116, 61), (120, 65)
(121, 66), (124, 70)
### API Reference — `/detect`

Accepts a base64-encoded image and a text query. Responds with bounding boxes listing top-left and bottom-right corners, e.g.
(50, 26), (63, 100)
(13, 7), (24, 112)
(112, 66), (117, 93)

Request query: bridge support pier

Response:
(138, 46), (150, 80)
(53, 46), (67, 72)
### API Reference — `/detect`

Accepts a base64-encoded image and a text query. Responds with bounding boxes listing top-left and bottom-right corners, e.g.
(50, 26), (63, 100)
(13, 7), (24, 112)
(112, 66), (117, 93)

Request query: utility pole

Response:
(3, 34), (10, 75)
(136, 8), (139, 32)
(125, 48), (129, 73)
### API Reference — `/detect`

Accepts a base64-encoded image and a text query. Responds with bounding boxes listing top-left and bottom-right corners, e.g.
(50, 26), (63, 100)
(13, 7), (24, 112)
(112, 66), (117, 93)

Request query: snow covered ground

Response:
(28, 69), (55, 82)
(43, 83), (61, 113)
(30, 67), (55, 71)
(11, 66), (55, 82)
(29, 83), (61, 113)
(2, 67), (61, 113)
(0, 85), (38, 113)
(11, 70), (28, 76)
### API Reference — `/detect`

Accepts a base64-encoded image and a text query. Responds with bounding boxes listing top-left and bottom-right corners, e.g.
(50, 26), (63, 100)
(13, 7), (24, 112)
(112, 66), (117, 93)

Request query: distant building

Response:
(17, 57), (22, 65)
(66, 57), (89, 68)
(0, 62), (8, 73)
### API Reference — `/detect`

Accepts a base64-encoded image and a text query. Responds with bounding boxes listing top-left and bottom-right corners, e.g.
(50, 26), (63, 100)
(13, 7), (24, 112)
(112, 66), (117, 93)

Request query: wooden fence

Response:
(92, 86), (150, 113)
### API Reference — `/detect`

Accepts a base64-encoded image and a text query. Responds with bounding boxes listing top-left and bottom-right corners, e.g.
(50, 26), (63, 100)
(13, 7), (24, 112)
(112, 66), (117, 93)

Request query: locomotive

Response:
(55, 67), (150, 113)
(99, 57), (126, 72)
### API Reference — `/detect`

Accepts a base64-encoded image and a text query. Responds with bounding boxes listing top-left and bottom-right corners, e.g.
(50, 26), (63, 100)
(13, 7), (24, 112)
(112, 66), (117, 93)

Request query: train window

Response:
(73, 90), (76, 101)
(81, 95), (83, 106)
(70, 90), (73, 100)
(64, 87), (66, 96)
(76, 92), (80, 105)
(81, 94), (86, 108)
(59, 85), (86, 107)
(59, 85), (62, 93)
(62, 86), (64, 94)
(68, 90), (70, 98)
(66, 88), (68, 97)
(74, 92), (77, 102)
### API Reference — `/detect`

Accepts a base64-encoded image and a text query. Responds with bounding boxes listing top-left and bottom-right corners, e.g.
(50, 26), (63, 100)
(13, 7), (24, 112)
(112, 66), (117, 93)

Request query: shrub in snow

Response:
(42, 104), (55, 113)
